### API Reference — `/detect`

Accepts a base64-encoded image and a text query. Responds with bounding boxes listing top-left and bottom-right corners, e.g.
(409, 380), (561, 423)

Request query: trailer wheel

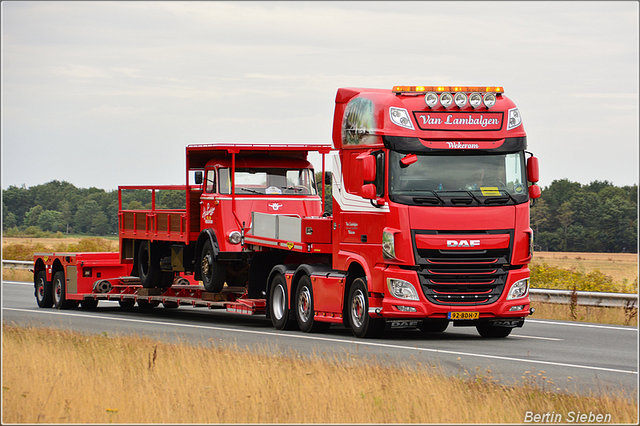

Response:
(199, 239), (226, 293)
(53, 271), (77, 310)
(476, 324), (512, 338)
(295, 275), (330, 333)
(138, 241), (161, 288)
(268, 273), (296, 330)
(348, 278), (384, 338)
(35, 271), (53, 308)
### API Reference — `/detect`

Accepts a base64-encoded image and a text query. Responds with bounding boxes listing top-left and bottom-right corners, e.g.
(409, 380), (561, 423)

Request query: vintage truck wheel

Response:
(348, 277), (384, 338)
(35, 271), (53, 308)
(138, 241), (161, 288)
(295, 275), (330, 333)
(269, 273), (296, 330)
(199, 239), (226, 293)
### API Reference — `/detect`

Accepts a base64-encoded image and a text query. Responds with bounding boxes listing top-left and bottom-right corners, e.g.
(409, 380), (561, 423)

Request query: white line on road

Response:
(3, 307), (637, 375)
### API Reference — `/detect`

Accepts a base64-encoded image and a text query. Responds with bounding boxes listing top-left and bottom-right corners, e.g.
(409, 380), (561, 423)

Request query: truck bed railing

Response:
(118, 184), (194, 243)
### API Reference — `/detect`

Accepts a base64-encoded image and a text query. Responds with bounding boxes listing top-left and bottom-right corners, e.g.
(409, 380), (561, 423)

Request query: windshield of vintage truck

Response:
(389, 151), (528, 206)
(218, 168), (318, 196)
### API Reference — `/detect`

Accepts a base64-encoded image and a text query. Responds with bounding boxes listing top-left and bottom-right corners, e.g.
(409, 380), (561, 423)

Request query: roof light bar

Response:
(393, 86), (504, 94)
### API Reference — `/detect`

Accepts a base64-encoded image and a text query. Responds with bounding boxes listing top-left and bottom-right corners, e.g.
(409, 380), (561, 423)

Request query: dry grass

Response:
(2, 324), (637, 424)
(531, 302), (638, 327)
(532, 251), (638, 285)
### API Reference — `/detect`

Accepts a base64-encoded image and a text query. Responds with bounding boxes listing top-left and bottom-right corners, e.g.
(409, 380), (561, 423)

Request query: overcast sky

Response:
(2, 1), (638, 191)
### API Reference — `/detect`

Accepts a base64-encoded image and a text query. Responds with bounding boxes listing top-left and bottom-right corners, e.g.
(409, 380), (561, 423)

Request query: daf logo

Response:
(447, 240), (480, 248)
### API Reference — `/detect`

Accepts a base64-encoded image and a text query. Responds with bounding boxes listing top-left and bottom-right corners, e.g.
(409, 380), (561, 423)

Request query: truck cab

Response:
(331, 86), (541, 337)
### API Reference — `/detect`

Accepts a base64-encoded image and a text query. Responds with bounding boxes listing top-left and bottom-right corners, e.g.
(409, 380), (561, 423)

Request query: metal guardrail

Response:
(529, 288), (637, 308)
(3, 260), (32, 270)
(2, 260), (637, 308)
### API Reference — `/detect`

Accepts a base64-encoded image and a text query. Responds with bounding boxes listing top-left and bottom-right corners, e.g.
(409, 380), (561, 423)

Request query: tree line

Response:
(2, 178), (637, 253)
(2, 180), (184, 236)
(531, 179), (637, 253)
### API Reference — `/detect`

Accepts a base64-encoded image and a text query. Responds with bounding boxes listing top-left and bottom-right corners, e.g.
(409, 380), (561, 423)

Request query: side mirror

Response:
(527, 156), (539, 183)
(195, 171), (203, 185)
(529, 184), (541, 199)
(357, 151), (376, 182)
(401, 153), (418, 167)
(360, 183), (376, 199)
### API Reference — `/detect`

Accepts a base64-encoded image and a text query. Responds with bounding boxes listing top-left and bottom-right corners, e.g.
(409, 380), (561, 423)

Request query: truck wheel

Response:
(269, 273), (296, 330)
(138, 241), (160, 288)
(53, 271), (77, 310)
(348, 278), (384, 338)
(200, 239), (226, 293)
(295, 275), (330, 333)
(419, 319), (449, 333)
(476, 324), (513, 338)
(35, 271), (53, 308)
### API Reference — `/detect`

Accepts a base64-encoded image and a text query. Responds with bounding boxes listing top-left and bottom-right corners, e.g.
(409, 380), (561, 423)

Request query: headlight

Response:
(507, 278), (529, 300)
(483, 93), (496, 108)
(506, 107), (522, 130)
(382, 230), (396, 260)
(228, 231), (242, 245)
(440, 92), (453, 108)
(469, 92), (482, 109)
(387, 278), (419, 301)
(424, 92), (438, 108)
(454, 92), (467, 108)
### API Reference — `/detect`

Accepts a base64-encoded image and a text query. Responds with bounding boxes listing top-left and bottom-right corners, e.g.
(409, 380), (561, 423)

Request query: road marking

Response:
(511, 334), (562, 341)
(3, 307), (637, 376)
(527, 319), (638, 332)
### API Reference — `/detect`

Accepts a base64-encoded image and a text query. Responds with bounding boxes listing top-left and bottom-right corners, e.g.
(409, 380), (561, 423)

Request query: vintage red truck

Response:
(33, 85), (541, 339)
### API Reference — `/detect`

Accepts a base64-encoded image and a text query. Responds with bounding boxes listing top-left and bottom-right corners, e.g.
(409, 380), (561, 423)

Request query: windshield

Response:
(218, 168), (317, 196)
(389, 151), (528, 206)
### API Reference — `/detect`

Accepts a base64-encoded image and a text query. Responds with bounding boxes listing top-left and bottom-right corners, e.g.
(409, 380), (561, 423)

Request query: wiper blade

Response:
(239, 187), (262, 194)
(483, 190), (516, 205)
(413, 190), (444, 205)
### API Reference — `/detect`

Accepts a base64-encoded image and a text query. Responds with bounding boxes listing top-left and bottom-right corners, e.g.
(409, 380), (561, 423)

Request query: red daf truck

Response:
(33, 86), (541, 339)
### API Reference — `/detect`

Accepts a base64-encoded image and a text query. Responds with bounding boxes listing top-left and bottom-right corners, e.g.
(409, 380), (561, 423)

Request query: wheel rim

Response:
(201, 251), (213, 279)
(36, 277), (45, 302)
(272, 284), (286, 320)
(298, 286), (311, 323)
(351, 288), (366, 329)
(53, 278), (62, 305)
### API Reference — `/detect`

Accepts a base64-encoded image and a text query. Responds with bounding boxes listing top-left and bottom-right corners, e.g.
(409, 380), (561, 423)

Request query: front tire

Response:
(269, 273), (296, 330)
(199, 239), (226, 293)
(295, 275), (330, 333)
(348, 277), (384, 338)
(35, 271), (53, 308)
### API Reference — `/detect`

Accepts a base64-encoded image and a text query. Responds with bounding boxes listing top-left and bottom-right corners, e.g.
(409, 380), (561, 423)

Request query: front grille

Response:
(415, 235), (511, 305)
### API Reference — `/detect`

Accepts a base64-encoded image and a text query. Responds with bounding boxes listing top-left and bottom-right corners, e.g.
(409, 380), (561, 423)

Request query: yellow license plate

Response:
(448, 311), (480, 320)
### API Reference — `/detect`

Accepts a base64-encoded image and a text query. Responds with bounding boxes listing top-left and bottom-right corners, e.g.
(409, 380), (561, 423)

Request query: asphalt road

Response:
(3, 280), (638, 398)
